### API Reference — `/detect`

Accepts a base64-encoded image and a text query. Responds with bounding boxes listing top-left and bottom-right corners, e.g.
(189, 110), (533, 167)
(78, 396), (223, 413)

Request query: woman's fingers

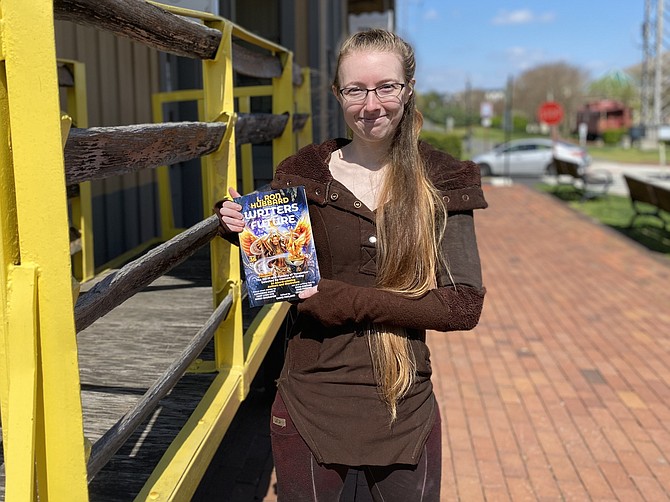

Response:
(298, 285), (319, 299)
(219, 188), (245, 232)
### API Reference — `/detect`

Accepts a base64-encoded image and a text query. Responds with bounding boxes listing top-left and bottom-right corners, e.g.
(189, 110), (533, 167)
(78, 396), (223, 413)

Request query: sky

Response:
(394, 1), (646, 94)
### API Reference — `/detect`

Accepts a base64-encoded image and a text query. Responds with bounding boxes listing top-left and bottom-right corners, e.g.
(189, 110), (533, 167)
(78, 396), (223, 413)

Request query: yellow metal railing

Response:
(1, 1), (89, 500)
(60, 59), (96, 283)
(0, 0), (312, 500)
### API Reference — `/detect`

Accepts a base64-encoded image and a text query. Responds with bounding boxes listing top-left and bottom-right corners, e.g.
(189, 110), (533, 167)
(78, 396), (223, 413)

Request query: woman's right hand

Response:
(218, 187), (245, 233)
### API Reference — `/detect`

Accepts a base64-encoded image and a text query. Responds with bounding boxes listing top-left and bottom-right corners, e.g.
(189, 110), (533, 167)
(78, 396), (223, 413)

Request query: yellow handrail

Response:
(0, 0), (313, 500)
(1, 0), (89, 499)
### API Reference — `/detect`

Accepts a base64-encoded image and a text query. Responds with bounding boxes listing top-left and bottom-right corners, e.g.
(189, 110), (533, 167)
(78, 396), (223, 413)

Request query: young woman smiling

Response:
(216, 28), (487, 502)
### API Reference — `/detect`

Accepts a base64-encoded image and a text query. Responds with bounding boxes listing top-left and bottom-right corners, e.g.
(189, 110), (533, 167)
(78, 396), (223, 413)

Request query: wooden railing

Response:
(0, 0), (311, 500)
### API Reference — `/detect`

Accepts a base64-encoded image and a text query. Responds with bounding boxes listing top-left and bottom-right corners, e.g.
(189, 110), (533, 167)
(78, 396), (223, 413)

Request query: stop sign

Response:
(538, 101), (564, 125)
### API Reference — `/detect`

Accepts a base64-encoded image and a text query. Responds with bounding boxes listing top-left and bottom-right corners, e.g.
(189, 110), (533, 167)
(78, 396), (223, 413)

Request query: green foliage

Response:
(489, 114), (527, 132)
(416, 92), (478, 128)
(513, 115), (528, 132)
(587, 70), (638, 106)
(601, 128), (627, 145)
(419, 130), (463, 159)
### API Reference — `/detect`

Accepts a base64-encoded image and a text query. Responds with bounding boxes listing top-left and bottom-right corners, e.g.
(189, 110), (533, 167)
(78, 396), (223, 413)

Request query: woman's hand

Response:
(298, 285), (319, 300)
(219, 187), (245, 233)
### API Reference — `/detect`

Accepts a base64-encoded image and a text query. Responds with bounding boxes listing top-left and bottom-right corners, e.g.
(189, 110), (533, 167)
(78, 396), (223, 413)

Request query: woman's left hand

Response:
(298, 285), (319, 299)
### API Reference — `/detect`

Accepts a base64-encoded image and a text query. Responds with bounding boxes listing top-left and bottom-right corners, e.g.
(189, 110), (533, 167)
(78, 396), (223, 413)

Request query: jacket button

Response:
(444, 195), (450, 203)
(315, 188), (321, 195)
(462, 194), (470, 201)
(353, 200), (362, 208)
(369, 236), (377, 244)
(330, 192), (339, 201)
(286, 181), (290, 186)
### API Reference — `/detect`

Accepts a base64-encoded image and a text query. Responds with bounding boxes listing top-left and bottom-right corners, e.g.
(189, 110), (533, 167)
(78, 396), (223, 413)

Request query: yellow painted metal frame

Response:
(0, 0), (89, 500)
(0, 0), (311, 499)
(296, 68), (314, 149)
(272, 51), (295, 168)
(138, 4), (306, 501)
(61, 59), (96, 283)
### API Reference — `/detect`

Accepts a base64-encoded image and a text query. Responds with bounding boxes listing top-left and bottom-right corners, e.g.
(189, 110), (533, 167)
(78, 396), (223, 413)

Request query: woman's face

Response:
(334, 50), (412, 146)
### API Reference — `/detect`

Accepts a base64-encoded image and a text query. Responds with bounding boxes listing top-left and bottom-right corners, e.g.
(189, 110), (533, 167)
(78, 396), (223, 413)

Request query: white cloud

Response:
(492, 9), (556, 25)
(423, 8), (439, 21)
(502, 46), (550, 71)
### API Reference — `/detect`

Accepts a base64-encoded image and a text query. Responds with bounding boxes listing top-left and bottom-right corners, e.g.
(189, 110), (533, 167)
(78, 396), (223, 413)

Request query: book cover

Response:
(234, 186), (321, 307)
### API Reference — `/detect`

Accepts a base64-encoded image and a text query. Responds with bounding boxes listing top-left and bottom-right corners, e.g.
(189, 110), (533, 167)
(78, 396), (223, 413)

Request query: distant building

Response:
(575, 99), (633, 139)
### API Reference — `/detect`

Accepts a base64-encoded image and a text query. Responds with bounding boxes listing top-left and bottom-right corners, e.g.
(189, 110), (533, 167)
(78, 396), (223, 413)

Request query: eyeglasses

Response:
(338, 83), (406, 103)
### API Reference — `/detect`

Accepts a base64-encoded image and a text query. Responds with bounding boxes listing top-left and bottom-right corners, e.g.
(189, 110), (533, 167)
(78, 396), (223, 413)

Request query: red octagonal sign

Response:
(538, 101), (564, 125)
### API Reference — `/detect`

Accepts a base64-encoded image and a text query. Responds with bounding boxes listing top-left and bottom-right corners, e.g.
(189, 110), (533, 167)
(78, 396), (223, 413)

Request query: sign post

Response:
(538, 101), (564, 142)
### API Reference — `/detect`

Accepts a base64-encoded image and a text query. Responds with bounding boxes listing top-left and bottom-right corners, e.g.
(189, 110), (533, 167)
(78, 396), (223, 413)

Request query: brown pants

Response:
(270, 393), (442, 502)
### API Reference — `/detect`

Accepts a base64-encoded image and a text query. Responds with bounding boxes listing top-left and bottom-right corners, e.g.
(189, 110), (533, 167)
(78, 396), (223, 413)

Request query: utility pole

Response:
(653, 0), (663, 132)
(503, 75), (513, 178)
(641, 0), (652, 129)
(465, 77), (472, 156)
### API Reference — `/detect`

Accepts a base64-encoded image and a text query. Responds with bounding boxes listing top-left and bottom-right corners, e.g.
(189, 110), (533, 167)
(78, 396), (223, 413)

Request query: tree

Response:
(587, 70), (638, 107)
(417, 91), (480, 129)
(513, 62), (590, 135)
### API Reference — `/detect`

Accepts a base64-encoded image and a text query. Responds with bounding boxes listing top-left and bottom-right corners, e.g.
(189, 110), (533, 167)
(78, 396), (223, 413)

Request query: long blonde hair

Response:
(334, 29), (447, 421)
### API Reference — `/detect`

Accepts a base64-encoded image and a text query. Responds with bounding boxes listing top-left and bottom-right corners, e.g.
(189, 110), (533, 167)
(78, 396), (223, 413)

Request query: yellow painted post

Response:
(65, 60), (95, 282)
(272, 51), (295, 170)
(296, 68), (313, 149)
(2, 0), (89, 499)
(237, 95), (255, 194)
(5, 264), (39, 500)
(0, 57), (20, 460)
(201, 20), (245, 381)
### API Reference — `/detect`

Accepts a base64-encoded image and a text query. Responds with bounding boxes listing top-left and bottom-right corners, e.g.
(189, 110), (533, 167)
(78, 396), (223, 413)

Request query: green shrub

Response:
(601, 128), (627, 145)
(419, 130), (462, 159)
(513, 115), (529, 133)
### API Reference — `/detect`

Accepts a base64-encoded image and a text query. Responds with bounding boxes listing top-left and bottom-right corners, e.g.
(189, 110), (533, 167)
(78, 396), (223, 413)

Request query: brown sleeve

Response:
(297, 279), (485, 332)
(297, 211), (486, 332)
(437, 212), (483, 289)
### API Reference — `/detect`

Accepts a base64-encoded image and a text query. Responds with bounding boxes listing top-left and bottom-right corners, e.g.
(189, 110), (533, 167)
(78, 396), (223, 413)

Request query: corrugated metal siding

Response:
(55, 22), (161, 267)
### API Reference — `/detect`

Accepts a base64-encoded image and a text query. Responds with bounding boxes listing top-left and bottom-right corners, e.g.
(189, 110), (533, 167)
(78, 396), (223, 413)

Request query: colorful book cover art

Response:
(234, 186), (321, 307)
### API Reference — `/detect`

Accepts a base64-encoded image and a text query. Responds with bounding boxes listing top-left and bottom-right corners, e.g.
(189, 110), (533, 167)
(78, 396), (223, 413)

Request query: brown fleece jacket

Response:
(215, 138), (487, 466)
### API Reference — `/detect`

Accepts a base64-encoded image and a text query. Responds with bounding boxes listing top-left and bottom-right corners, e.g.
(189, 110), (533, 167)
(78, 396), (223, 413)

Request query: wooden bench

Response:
(552, 157), (613, 201)
(623, 174), (670, 230)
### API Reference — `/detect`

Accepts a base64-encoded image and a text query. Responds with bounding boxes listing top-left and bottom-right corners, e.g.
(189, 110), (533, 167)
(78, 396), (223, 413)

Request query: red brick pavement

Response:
(431, 185), (670, 501)
(199, 184), (670, 501)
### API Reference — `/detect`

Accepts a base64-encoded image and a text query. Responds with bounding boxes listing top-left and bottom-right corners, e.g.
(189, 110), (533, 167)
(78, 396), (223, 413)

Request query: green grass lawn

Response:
(536, 184), (670, 257)
(587, 145), (666, 165)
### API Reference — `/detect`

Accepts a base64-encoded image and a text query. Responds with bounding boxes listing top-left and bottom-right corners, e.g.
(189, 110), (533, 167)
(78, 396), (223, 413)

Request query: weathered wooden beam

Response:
(64, 122), (225, 185)
(66, 183), (80, 199)
(63, 113), (290, 185)
(57, 63), (75, 87)
(231, 43), (302, 86)
(232, 42), (281, 79)
(235, 112), (290, 146)
(74, 215), (219, 332)
(53, 0), (305, 85)
(54, 0), (222, 60)
(293, 113), (309, 132)
(86, 290), (233, 480)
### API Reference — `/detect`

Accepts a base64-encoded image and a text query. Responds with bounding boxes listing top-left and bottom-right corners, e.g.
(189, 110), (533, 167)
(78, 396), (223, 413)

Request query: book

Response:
(234, 186), (321, 307)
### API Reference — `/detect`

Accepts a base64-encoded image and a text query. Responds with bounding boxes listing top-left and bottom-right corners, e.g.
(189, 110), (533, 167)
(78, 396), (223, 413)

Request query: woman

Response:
(216, 28), (487, 502)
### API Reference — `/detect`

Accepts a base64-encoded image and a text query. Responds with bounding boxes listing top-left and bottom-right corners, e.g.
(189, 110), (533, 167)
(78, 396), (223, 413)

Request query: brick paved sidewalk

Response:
(432, 185), (670, 501)
(196, 184), (670, 501)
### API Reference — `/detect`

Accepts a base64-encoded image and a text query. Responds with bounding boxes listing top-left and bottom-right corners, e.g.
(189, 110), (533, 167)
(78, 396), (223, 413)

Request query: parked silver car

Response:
(472, 138), (591, 177)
